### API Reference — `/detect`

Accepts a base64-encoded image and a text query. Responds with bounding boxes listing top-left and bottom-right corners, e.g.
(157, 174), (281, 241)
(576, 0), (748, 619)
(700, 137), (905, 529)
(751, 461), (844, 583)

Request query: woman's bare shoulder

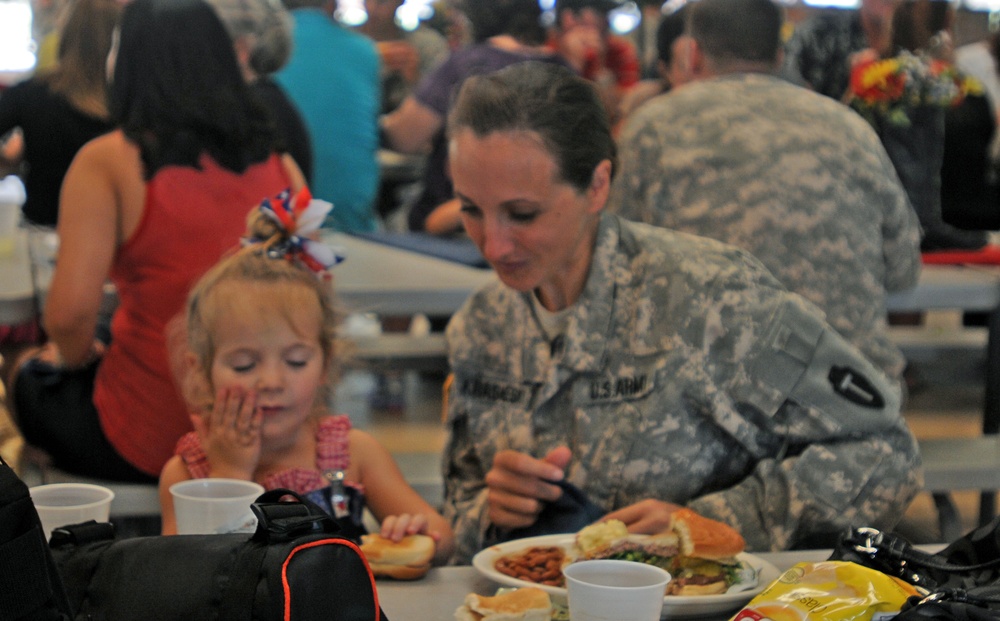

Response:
(77, 129), (140, 165)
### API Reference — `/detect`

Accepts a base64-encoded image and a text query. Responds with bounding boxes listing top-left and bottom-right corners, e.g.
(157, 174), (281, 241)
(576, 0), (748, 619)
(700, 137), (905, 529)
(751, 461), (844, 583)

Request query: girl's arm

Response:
(350, 430), (454, 565)
(158, 455), (193, 535)
(44, 135), (126, 365)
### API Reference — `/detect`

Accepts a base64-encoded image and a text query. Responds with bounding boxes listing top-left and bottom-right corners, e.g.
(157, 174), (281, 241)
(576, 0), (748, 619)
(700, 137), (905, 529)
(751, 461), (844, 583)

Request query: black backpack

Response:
(1, 456), (387, 621)
(0, 455), (72, 620)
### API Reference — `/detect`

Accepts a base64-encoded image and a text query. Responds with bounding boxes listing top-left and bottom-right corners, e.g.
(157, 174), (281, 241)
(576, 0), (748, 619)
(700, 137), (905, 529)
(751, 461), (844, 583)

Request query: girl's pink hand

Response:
(379, 513), (432, 542)
(191, 386), (261, 479)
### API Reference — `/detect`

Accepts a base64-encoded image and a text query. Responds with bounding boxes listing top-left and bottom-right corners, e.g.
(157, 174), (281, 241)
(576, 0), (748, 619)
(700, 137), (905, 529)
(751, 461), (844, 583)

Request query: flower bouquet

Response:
(848, 50), (979, 127)
(849, 48), (989, 251)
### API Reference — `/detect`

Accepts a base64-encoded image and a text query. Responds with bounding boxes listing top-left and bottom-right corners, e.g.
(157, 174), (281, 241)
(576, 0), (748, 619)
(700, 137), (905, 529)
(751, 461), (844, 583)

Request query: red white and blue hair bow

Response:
(247, 187), (345, 274)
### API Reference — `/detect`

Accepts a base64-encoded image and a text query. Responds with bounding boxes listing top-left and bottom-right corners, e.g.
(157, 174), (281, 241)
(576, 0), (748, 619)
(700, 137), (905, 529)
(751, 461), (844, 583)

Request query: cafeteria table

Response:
(325, 232), (495, 317)
(373, 548), (907, 621)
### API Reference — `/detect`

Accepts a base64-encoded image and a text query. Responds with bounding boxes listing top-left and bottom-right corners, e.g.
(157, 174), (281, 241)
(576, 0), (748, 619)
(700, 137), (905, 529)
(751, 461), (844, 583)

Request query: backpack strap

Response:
(218, 541), (269, 621)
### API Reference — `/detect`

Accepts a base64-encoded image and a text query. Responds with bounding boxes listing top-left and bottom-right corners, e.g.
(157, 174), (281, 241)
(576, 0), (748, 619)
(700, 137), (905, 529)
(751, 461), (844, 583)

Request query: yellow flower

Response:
(963, 75), (985, 97)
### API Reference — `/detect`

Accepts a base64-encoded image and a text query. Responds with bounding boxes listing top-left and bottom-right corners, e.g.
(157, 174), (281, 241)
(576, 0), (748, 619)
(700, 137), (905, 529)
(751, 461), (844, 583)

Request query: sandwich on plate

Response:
(574, 508), (747, 595)
(454, 587), (552, 621)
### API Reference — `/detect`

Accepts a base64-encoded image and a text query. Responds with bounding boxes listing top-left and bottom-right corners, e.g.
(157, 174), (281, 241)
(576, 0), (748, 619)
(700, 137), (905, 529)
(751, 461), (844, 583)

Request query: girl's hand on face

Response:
(191, 386), (262, 480)
(380, 513), (436, 542)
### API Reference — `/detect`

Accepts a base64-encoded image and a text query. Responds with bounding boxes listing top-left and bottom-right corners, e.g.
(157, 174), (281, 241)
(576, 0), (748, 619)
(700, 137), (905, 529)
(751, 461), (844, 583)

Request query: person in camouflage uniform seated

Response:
(440, 60), (921, 565)
(610, 0), (920, 388)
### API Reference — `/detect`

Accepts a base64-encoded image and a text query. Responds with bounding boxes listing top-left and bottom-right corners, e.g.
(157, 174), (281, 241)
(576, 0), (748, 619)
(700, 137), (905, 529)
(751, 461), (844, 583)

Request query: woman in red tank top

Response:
(10, 0), (306, 482)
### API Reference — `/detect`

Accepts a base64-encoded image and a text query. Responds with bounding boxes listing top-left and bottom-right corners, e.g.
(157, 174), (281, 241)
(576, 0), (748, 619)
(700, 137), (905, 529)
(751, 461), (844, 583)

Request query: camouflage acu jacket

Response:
(443, 214), (921, 564)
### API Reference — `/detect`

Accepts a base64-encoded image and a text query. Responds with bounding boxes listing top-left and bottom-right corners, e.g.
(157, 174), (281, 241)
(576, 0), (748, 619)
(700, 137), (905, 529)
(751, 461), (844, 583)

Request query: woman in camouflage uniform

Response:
(441, 61), (921, 565)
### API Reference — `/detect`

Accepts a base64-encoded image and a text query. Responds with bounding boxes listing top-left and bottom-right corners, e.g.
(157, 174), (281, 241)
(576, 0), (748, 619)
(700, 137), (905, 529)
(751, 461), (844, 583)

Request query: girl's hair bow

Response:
(246, 187), (345, 274)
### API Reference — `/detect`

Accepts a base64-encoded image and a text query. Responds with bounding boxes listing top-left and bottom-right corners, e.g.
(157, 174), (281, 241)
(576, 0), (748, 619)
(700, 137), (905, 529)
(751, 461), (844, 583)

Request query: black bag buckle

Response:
(249, 488), (339, 543)
(850, 526), (884, 556)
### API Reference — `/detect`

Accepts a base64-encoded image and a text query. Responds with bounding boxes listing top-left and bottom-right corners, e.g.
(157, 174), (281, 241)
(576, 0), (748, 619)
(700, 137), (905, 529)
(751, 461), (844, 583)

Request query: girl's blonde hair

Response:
(184, 208), (340, 410)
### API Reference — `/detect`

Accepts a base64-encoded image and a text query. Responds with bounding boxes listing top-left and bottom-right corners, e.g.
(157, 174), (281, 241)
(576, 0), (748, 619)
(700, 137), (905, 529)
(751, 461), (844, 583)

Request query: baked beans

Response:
(494, 546), (566, 587)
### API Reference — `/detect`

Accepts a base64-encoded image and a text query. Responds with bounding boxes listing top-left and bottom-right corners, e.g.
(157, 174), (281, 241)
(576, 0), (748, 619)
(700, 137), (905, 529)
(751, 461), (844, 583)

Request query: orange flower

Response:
(850, 58), (905, 103)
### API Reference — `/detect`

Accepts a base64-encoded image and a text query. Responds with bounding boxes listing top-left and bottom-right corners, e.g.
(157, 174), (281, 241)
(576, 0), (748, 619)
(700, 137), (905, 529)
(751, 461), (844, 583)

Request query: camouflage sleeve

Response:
(688, 292), (922, 550)
(441, 386), (494, 565)
(688, 421), (920, 550)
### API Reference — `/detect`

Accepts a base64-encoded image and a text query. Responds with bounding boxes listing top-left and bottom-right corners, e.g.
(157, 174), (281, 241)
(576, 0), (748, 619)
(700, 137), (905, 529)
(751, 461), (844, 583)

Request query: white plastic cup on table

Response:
(564, 559), (671, 621)
(29, 483), (115, 539)
(0, 175), (25, 258)
(169, 478), (264, 535)
(26, 225), (59, 296)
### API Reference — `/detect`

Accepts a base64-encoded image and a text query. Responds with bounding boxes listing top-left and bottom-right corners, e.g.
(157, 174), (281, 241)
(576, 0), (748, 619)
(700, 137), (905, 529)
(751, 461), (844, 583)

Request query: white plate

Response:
(471, 534), (780, 619)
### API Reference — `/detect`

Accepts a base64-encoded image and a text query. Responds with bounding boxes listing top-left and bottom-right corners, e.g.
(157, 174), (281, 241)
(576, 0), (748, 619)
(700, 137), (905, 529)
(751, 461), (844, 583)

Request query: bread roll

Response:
(360, 534), (435, 580)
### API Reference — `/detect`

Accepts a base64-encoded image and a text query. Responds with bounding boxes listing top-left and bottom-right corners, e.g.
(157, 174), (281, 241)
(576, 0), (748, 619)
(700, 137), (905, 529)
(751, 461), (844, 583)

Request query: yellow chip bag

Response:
(729, 561), (922, 621)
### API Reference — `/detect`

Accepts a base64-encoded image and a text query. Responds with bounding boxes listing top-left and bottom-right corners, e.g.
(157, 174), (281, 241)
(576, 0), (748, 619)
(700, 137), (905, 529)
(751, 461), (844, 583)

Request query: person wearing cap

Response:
(548, 0), (641, 126)
(204, 0), (314, 185)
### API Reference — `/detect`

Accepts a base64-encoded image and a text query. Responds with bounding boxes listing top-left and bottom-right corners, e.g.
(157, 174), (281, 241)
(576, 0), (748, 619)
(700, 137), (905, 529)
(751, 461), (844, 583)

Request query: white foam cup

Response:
(169, 478), (264, 535)
(29, 483), (115, 539)
(564, 559), (671, 621)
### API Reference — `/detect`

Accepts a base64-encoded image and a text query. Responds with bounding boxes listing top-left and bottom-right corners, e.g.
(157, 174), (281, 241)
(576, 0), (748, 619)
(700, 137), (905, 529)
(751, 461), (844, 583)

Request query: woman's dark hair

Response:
(110, 0), (278, 179)
(448, 62), (616, 192)
(463, 0), (546, 45)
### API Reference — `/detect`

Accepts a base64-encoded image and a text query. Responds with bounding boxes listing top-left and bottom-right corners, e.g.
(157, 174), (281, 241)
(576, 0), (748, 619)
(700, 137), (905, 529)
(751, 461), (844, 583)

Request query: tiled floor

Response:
(338, 314), (994, 545)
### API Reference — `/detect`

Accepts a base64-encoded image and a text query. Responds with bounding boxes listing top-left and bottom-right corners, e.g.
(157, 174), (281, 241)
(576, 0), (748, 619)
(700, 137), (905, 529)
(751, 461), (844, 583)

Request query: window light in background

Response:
(0, 0), (36, 86)
(802, 0), (860, 7)
(336, 0), (435, 30)
(608, 1), (642, 35)
(964, 0), (1000, 12)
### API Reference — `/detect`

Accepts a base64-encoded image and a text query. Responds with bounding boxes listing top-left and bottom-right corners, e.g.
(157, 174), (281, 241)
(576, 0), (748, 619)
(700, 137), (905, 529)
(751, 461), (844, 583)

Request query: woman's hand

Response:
(192, 386), (261, 480)
(485, 446), (572, 529)
(602, 499), (683, 535)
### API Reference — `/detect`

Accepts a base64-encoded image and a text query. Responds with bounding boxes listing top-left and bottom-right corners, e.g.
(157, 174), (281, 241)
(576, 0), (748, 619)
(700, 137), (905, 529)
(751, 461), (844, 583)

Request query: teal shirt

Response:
(277, 9), (380, 232)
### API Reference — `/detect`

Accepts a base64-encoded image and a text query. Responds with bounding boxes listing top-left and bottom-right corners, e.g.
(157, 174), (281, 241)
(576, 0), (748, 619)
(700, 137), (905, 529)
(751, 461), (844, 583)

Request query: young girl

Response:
(158, 190), (454, 564)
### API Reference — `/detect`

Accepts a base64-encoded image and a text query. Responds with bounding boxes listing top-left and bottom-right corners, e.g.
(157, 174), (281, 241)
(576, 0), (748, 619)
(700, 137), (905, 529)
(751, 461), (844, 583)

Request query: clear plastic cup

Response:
(0, 176), (25, 258)
(29, 483), (115, 539)
(169, 479), (264, 535)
